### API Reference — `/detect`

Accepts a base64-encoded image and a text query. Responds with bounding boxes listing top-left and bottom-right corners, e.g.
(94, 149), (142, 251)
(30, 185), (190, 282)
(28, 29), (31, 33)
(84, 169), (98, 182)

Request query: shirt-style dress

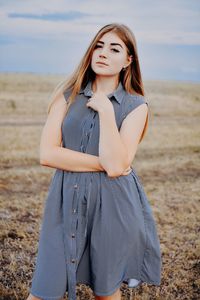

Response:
(30, 80), (162, 300)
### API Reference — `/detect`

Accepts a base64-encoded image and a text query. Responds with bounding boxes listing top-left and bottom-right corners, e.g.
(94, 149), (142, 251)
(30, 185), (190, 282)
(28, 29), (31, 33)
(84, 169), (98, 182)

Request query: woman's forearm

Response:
(40, 146), (105, 172)
(98, 106), (128, 176)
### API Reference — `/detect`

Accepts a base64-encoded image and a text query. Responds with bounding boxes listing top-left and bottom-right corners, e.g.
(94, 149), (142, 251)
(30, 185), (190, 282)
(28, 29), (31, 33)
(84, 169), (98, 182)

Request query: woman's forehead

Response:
(97, 32), (126, 48)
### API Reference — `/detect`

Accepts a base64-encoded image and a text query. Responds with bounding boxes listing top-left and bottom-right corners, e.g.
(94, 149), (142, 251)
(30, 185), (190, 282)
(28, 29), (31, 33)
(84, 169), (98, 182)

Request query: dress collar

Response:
(79, 80), (125, 104)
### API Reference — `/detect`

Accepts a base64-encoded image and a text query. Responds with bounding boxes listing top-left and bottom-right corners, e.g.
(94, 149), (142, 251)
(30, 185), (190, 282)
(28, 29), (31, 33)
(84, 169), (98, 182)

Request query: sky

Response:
(0, 0), (200, 82)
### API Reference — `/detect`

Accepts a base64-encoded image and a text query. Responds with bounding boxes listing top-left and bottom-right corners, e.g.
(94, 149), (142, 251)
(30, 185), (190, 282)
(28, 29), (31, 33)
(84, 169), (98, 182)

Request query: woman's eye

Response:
(111, 49), (120, 53)
(94, 45), (120, 53)
(95, 45), (102, 48)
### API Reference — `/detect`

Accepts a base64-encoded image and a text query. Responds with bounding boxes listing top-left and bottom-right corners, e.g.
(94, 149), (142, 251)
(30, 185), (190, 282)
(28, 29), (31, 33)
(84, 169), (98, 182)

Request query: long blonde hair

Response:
(47, 23), (149, 143)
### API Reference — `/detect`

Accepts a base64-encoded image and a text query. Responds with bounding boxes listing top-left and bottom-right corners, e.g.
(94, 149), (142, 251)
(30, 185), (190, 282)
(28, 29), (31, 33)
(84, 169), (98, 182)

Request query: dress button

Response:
(74, 184), (78, 188)
(71, 258), (76, 263)
(72, 208), (76, 213)
(71, 233), (75, 238)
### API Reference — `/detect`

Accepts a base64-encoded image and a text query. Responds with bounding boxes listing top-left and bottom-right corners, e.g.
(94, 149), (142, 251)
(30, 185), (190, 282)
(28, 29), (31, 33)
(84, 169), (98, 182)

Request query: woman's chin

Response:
(92, 69), (117, 77)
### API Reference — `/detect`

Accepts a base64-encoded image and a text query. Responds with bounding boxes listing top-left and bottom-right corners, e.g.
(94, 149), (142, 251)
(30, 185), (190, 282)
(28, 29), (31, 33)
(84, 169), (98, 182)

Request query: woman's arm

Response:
(98, 106), (128, 176)
(40, 92), (105, 172)
(41, 147), (105, 172)
(98, 104), (148, 177)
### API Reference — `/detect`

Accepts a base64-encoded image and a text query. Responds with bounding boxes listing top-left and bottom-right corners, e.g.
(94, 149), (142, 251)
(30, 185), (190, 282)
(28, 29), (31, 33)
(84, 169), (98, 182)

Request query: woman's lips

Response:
(96, 62), (108, 66)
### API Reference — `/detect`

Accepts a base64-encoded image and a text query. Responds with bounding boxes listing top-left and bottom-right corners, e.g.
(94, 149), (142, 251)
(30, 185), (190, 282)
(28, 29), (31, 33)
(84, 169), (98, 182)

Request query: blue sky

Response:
(0, 0), (200, 82)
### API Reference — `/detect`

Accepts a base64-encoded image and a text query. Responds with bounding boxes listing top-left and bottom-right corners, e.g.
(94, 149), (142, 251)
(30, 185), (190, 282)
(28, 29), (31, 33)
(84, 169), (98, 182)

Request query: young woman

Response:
(27, 23), (161, 300)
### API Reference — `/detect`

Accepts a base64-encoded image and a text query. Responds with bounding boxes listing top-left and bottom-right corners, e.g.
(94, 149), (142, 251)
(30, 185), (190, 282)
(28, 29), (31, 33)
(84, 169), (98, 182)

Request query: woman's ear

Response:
(124, 55), (133, 68)
(129, 55), (133, 64)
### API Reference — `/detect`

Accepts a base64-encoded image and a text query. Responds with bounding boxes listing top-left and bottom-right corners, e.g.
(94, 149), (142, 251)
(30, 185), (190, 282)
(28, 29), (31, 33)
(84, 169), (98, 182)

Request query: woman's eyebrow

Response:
(97, 40), (123, 49)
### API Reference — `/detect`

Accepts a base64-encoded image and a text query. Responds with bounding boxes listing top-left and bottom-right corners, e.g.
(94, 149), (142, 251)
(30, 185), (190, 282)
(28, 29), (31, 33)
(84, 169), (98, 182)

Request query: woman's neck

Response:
(91, 76), (119, 95)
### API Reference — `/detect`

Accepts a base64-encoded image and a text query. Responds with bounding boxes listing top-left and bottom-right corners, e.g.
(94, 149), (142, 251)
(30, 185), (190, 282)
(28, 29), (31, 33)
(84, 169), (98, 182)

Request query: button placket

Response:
(79, 109), (97, 153)
(66, 100), (97, 299)
(80, 115), (88, 153)
(66, 178), (81, 300)
(71, 182), (79, 260)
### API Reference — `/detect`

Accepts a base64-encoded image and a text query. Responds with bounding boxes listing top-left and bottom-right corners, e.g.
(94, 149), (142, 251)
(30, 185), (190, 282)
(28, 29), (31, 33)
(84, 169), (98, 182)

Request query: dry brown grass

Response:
(0, 73), (200, 300)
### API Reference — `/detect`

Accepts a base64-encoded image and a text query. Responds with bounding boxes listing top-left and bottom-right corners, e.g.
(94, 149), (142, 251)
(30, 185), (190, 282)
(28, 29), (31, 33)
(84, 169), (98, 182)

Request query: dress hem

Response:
(30, 276), (161, 300)
(75, 276), (160, 297)
(30, 289), (64, 300)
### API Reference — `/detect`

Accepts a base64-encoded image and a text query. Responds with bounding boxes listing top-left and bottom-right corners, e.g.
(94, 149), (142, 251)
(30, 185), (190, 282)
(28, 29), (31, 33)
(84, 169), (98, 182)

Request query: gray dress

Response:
(30, 80), (162, 300)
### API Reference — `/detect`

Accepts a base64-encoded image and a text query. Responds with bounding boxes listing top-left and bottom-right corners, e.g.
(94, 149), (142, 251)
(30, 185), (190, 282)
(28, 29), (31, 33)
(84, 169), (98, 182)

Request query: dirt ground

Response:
(0, 73), (199, 300)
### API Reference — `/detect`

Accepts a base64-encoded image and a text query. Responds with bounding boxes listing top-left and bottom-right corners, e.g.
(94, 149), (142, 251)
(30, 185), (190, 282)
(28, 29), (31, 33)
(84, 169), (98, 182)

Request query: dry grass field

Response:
(0, 73), (199, 300)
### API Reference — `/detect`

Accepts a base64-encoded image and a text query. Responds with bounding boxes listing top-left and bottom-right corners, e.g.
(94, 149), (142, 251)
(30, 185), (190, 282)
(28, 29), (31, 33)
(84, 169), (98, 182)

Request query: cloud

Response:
(137, 30), (200, 46)
(8, 11), (90, 22)
(0, 0), (199, 46)
(0, 0), (199, 80)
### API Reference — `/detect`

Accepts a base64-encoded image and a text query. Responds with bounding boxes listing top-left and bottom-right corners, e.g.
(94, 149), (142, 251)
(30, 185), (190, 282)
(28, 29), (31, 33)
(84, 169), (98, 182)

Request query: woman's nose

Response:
(99, 47), (108, 57)
(99, 53), (106, 59)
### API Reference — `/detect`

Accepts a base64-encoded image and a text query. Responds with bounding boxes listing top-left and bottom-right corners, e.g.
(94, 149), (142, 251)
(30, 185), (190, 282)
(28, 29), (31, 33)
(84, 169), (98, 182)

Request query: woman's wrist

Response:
(98, 103), (114, 115)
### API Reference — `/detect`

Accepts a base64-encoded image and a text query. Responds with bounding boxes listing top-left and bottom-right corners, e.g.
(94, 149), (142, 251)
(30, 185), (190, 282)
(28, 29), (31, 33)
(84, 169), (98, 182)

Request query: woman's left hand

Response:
(86, 91), (113, 113)
(121, 166), (132, 176)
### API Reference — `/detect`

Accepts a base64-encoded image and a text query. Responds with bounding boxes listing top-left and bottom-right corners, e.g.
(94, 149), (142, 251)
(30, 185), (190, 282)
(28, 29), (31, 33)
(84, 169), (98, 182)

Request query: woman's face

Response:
(91, 31), (132, 77)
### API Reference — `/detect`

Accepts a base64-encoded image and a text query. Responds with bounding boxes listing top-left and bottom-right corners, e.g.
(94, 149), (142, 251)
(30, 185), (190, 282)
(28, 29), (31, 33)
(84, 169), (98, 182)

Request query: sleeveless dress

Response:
(30, 80), (162, 300)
